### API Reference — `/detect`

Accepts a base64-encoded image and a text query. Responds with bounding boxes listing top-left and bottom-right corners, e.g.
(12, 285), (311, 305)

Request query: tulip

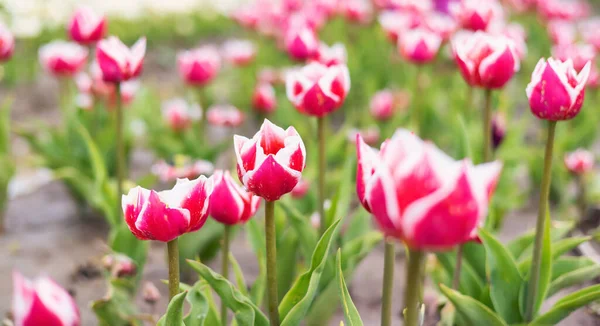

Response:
(587, 65), (599, 89)
(580, 18), (600, 51)
(252, 83), (277, 114)
(450, 0), (504, 31)
(12, 272), (80, 326)
(231, 5), (260, 29)
(177, 46), (221, 87)
(347, 127), (380, 145)
(391, 0), (433, 13)
(96, 36), (145, 83)
(313, 42), (347, 67)
(67, 6), (106, 45)
(491, 112), (506, 150)
(341, 0), (373, 24)
(142, 282), (161, 305)
(538, 0), (589, 21)
(152, 158), (214, 183)
(499, 23), (528, 60)
(258, 68), (283, 85)
(222, 39), (256, 66)
(565, 149), (594, 175)
(423, 12), (458, 42)
(551, 43), (596, 71)
(291, 179), (310, 199)
(370, 89), (396, 121)
(207, 105), (244, 128)
(547, 20), (576, 45)
(378, 11), (420, 43)
(398, 28), (442, 64)
(284, 24), (319, 61)
(0, 22), (15, 62)
(101, 254), (137, 278)
(38, 41), (88, 77)
(162, 98), (202, 131)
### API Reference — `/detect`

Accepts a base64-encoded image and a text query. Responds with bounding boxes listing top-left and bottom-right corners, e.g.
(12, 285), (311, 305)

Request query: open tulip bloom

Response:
(177, 46), (222, 87)
(398, 28), (443, 65)
(565, 149), (594, 175)
(39, 41), (88, 77)
(67, 6), (106, 45)
(96, 36), (146, 83)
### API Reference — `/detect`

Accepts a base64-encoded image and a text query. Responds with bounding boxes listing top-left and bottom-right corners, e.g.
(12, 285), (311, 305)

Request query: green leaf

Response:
(277, 229), (299, 300)
(530, 284), (600, 325)
(336, 250), (363, 326)
(439, 284), (508, 326)
(280, 200), (317, 261)
(533, 210), (553, 317)
(507, 231), (535, 261)
(547, 264), (600, 298)
(479, 228), (524, 323)
(551, 257), (595, 281)
(229, 253), (249, 298)
(91, 280), (141, 326)
(462, 242), (486, 282)
(514, 221), (574, 261)
(157, 291), (188, 326)
(435, 252), (483, 298)
(188, 260), (269, 326)
(279, 219), (342, 325)
(518, 236), (590, 275)
(184, 282), (209, 326)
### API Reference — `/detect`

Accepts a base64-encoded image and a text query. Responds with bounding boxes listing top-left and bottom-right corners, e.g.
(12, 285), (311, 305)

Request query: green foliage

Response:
(336, 250), (363, 326)
(91, 279), (142, 326)
(157, 291), (188, 326)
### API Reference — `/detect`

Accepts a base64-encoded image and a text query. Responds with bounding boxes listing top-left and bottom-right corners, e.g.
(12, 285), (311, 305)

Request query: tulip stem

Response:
(404, 249), (425, 326)
(115, 83), (125, 215)
(167, 238), (180, 300)
(317, 116), (326, 234)
(483, 89), (493, 162)
(197, 88), (207, 144)
(525, 120), (557, 321)
(221, 224), (231, 325)
(265, 200), (280, 326)
(452, 245), (463, 290)
(381, 240), (395, 326)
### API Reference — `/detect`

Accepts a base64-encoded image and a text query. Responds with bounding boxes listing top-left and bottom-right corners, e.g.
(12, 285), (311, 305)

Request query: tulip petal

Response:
(356, 134), (379, 211)
(171, 176), (213, 232)
(365, 160), (403, 238)
(134, 190), (190, 242)
(244, 154), (301, 201)
(210, 171), (246, 225)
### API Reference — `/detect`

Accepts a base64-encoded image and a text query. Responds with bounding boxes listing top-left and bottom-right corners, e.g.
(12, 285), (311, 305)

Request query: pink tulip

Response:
(580, 18), (600, 50)
(162, 98), (202, 131)
(286, 62), (351, 117)
(67, 6), (106, 45)
(231, 6), (260, 29)
(0, 22), (15, 62)
(538, 0), (589, 21)
(74, 64), (139, 108)
(378, 11), (420, 43)
(209, 170), (261, 225)
(313, 42), (347, 67)
(101, 254), (137, 278)
(348, 127), (380, 145)
(291, 179), (310, 199)
(283, 0), (304, 12)
(39, 41), (88, 77)
(234, 119), (306, 201)
(142, 282), (161, 304)
(122, 176), (214, 242)
(96, 36), (145, 83)
(452, 31), (520, 89)
(284, 24), (319, 61)
(587, 65), (599, 88)
(207, 105), (244, 128)
(491, 112), (506, 150)
(503, 0), (538, 13)
(258, 68), (283, 85)
(398, 28), (442, 64)
(547, 20), (576, 45)
(222, 39), (256, 66)
(423, 12), (458, 42)
(370, 89), (395, 121)
(390, 0), (433, 13)
(341, 0), (373, 24)
(564, 149), (594, 174)
(527, 57), (591, 121)
(450, 0), (504, 31)
(12, 272), (80, 326)
(552, 43), (596, 71)
(495, 23), (528, 60)
(152, 159), (214, 182)
(356, 129), (502, 250)
(252, 83), (277, 114)
(177, 46), (221, 86)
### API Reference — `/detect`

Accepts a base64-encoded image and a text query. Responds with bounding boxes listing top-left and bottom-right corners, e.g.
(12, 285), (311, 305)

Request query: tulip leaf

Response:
(157, 291), (188, 326)
(551, 256), (595, 281)
(278, 219), (341, 325)
(507, 231), (535, 261)
(518, 236), (590, 275)
(478, 228), (524, 323)
(91, 280), (142, 326)
(530, 284), (600, 325)
(435, 251), (483, 298)
(514, 221), (574, 262)
(547, 264), (600, 298)
(532, 209), (553, 319)
(280, 200), (318, 260)
(229, 253), (249, 298)
(187, 260), (269, 326)
(184, 281), (213, 326)
(336, 250), (364, 326)
(462, 241), (487, 282)
(439, 284), (508, 326)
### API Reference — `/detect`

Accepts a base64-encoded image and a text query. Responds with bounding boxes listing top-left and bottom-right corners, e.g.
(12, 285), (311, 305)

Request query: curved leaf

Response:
(547, 264), (600, 298)
(336, 250), (363, 326)
(229, 253), (249, 298)
(157, 291), (187, 326)
(439, 284), (508, 326)
(435, 252), (483, 298)
(518, 236), (590, 275)
(184, 282), (209, 326)
(551, 256), (595, 281)
(530, 284), (600, 325)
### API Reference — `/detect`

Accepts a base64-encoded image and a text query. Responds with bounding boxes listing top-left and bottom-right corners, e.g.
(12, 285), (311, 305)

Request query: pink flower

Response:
(207, 105), (244, 128)
(313, 42), (347, 67)
(348, 127), (380, 145)
(12, 272), (80, 326)
(491, 112), (506, 150)
(102, 254), (137, 278)
(526, 57), (591, 121)
(587, 65), (599, 88)
(284, 24), (319, 61)
(38, 41), (88, 77)
(222, 39), (256, 66)
(538, 0), (589, 21)
(370, 89), (395, 121)
(378, 10), (420, 43)
(356, 129), (502, 250)
(450, 0), (504, 31)
(142, 282), (161, 304)
(96, 36), (146, 83)
(398, 28), (442, 64)
(152, 159), (214, 182)
(252, 83), (277, 114)
(547, 20), (576, 45)
(286, 62), (351, 117)
(552, 43), (596, 71)
(498, 23), (528, 60)
(162, 98), (202, 131)
(258, 68), (283, 85)
(234, 119), (306, 201)
(209, 170), (261, 225)
(67, 6), (106, 45)
(390, 0), (433, 13)
(564, 149), (594, 174)
(0, 22), (15, 62)
(423, 12), (458, 42)
(341, 0), (373, 24)
(231, 6), (260, 29)
(291, 179), (310, 199)
(177, 46), (221, 86)
(122, 176), (214, 242)
(580, 18), (600, 50)
(452, 31), (520, 89)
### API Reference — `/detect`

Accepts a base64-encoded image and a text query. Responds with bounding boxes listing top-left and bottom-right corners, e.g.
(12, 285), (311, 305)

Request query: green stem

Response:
(483, 89), (493, 162)
(221, 225), (231, 325)
(452, 245), (463, 290)
(115, 83), (125, 213)
(404, 249), (425, 326)
(381, 240), (395, 326)
(317, 117), (326, 235)
(167, 238), (180, 300)
(525, 121), (557, 321)
(412, 67), (422, 135)
(265, 200), (280, 326)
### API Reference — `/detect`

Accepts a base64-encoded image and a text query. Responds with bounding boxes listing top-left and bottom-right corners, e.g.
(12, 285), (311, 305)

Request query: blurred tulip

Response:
(348, 127), (380, 145)
(547, 20), (576, 45)
(101, 254), (137, 278)
(341, 0), (373, 24)
(551, 43), (596, 71)
(564, 149), (594, 174)
(356, 129), (502, 250)
(39, 41), (88, 77)
(491, 112), (506, 150)
(96, 36), (145, 83)
(162, 98), (202, 131)
(378, 11), (420, 43)
(391, 0), (433, 13)
(222, 39), (256, 66)
(177, 46), (221, 86)
(580, 18), (600, 50)
(587, 65), (599, 88)
(286, 62), (351, 117)
(207, 105), (244, 128)
(450, 0), (503, 31)
(0, 22), (15, 62)
(142, 282), (161, 305)
(231, 5), (260, 29)
(423, 12), (458, 42)
(67, 6), (106, 45)
(209, 170), (261, 225)
(291, 179), (310, 198)
(498, 23), (528, 59)
(370, 89), (395, 121)
(283, 0), (304, 11)
(122, 176), (214, 242)
(527, 57), (590, 121)
(452, 31), (520, 89)
(234, 119), (306, 201)
(538, 0), (589, 21)
(503, 0), (538, 13)
(152, 159), (214, 182)
(258, 68), (283, 85)
(284, 24), (319, 61)
(398, 28), (443, 64)
(12, 272), (80, 326)
(313, 42), (347, 67)
(252, 83), (277, 114)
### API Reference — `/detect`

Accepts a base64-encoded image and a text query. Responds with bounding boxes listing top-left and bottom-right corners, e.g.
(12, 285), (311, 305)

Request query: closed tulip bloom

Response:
(284, 24), (319, 61)
(398, 28), (442, 64)
(548, 20), (576, 45)
(142, 282), (161, 305)
(162, 98), (201, 131)
(286, 62), (351, 117)
(370, 89), (395, 121)
(39, 41), (88, 77)
(527, 57), (591, 121)
(0, 22), (15, 62)
(96, 36), (146, 83)
(177, 46), (221, 86)
(314, 42), (347, 67)
(356, 130), (502, 250)
(12, 272), (80, 326)
(450, 0), (504, 31)
(234, 119), (306, 201)
(67, 6), (106, 45)
(452, 31), (520, 89)
(222, 39), (256, 66)
(252, 83), (277, 113)
(209, 170), (260, 225)
(551, 43), (596, 71)
(564, 149), (594, 174)
(122, 176), (214, 242)
(207, 105), (244, 128)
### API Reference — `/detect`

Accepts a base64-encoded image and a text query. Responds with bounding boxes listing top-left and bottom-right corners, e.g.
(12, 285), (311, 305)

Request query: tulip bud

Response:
(398, 28), (442, 64)
(291, 179), (310, 199)
(450, 0), (504, 31)
(207, 105), (244, 128)
(564, 149), (594, 175)
(39, 41), (88, 77)
(491, 112), (506, 150)
(526, 57), (591, 121)
(96, 37), (146, 83)
(547, 20), (576, 45)
(209, 170), (260, 225)
(370, 90), (395, 121)
(234, 119), (306, 201)
(152, 158), (214, 182)
(162, 98), (202, 131)
(252, 83), (277, 114)
(12, 272), (80, 326)
(551, 43), (596, 71)
(67, 6), (106, 45)
(142, 282), (161, 305)
(177, 46), (221, 86)
(286, 62), (351, 117)
(313, 42), (347, 67)
(0, 22), (15, 62)
(284, 24), (319, 61)
(222, 39), (256, 66)
(122, 176), (214, 242)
